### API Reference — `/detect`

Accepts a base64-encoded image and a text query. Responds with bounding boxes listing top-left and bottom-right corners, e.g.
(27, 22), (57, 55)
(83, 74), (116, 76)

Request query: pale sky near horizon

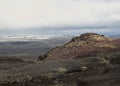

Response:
(0, 0), (120, 35)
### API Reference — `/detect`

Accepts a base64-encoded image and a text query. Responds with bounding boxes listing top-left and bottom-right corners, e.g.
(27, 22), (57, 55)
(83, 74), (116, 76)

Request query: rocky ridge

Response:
(38, 33), (119, 60)
(65, 33), (113, 47)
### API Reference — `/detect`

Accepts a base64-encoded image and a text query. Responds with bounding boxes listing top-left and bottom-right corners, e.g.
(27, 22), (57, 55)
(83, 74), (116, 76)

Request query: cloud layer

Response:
(0, 0), (120, 29)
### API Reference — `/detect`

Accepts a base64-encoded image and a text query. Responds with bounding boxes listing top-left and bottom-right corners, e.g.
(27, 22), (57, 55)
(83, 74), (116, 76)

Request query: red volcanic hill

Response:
(38, 33), (120, 60)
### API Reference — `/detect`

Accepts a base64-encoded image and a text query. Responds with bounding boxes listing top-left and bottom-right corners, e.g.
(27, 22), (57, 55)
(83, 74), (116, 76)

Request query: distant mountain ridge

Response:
(0, 35), (71, 42)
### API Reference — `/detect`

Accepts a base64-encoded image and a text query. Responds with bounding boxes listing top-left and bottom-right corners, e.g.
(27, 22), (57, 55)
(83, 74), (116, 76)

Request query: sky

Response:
(0, 0), (120, 35)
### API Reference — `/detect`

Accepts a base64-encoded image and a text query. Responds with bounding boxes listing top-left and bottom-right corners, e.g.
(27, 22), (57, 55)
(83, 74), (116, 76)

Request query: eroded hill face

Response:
(65, 33), (114, 48)
(38, 33), (120, 60)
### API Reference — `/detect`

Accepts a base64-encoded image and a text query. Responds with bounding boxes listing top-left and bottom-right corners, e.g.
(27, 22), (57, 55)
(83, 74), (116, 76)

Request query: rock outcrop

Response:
(65, 33), (114, 47)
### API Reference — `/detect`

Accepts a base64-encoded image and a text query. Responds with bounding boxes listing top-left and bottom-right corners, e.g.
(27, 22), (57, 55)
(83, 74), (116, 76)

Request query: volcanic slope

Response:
(0, 33), (120, 86)
(38, 33), (120, 60)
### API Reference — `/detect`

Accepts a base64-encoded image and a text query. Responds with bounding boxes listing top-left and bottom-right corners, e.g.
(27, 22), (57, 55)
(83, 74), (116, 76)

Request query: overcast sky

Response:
(0, 0), (120, 35)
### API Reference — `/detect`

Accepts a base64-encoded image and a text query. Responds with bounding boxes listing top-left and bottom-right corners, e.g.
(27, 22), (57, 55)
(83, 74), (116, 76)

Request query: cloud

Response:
(0, 0), (120, 29)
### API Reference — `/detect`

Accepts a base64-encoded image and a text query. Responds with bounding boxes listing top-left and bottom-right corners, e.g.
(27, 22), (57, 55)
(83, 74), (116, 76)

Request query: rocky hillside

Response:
(38, 33), (120, 60)
(0, 33), (120, 86)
